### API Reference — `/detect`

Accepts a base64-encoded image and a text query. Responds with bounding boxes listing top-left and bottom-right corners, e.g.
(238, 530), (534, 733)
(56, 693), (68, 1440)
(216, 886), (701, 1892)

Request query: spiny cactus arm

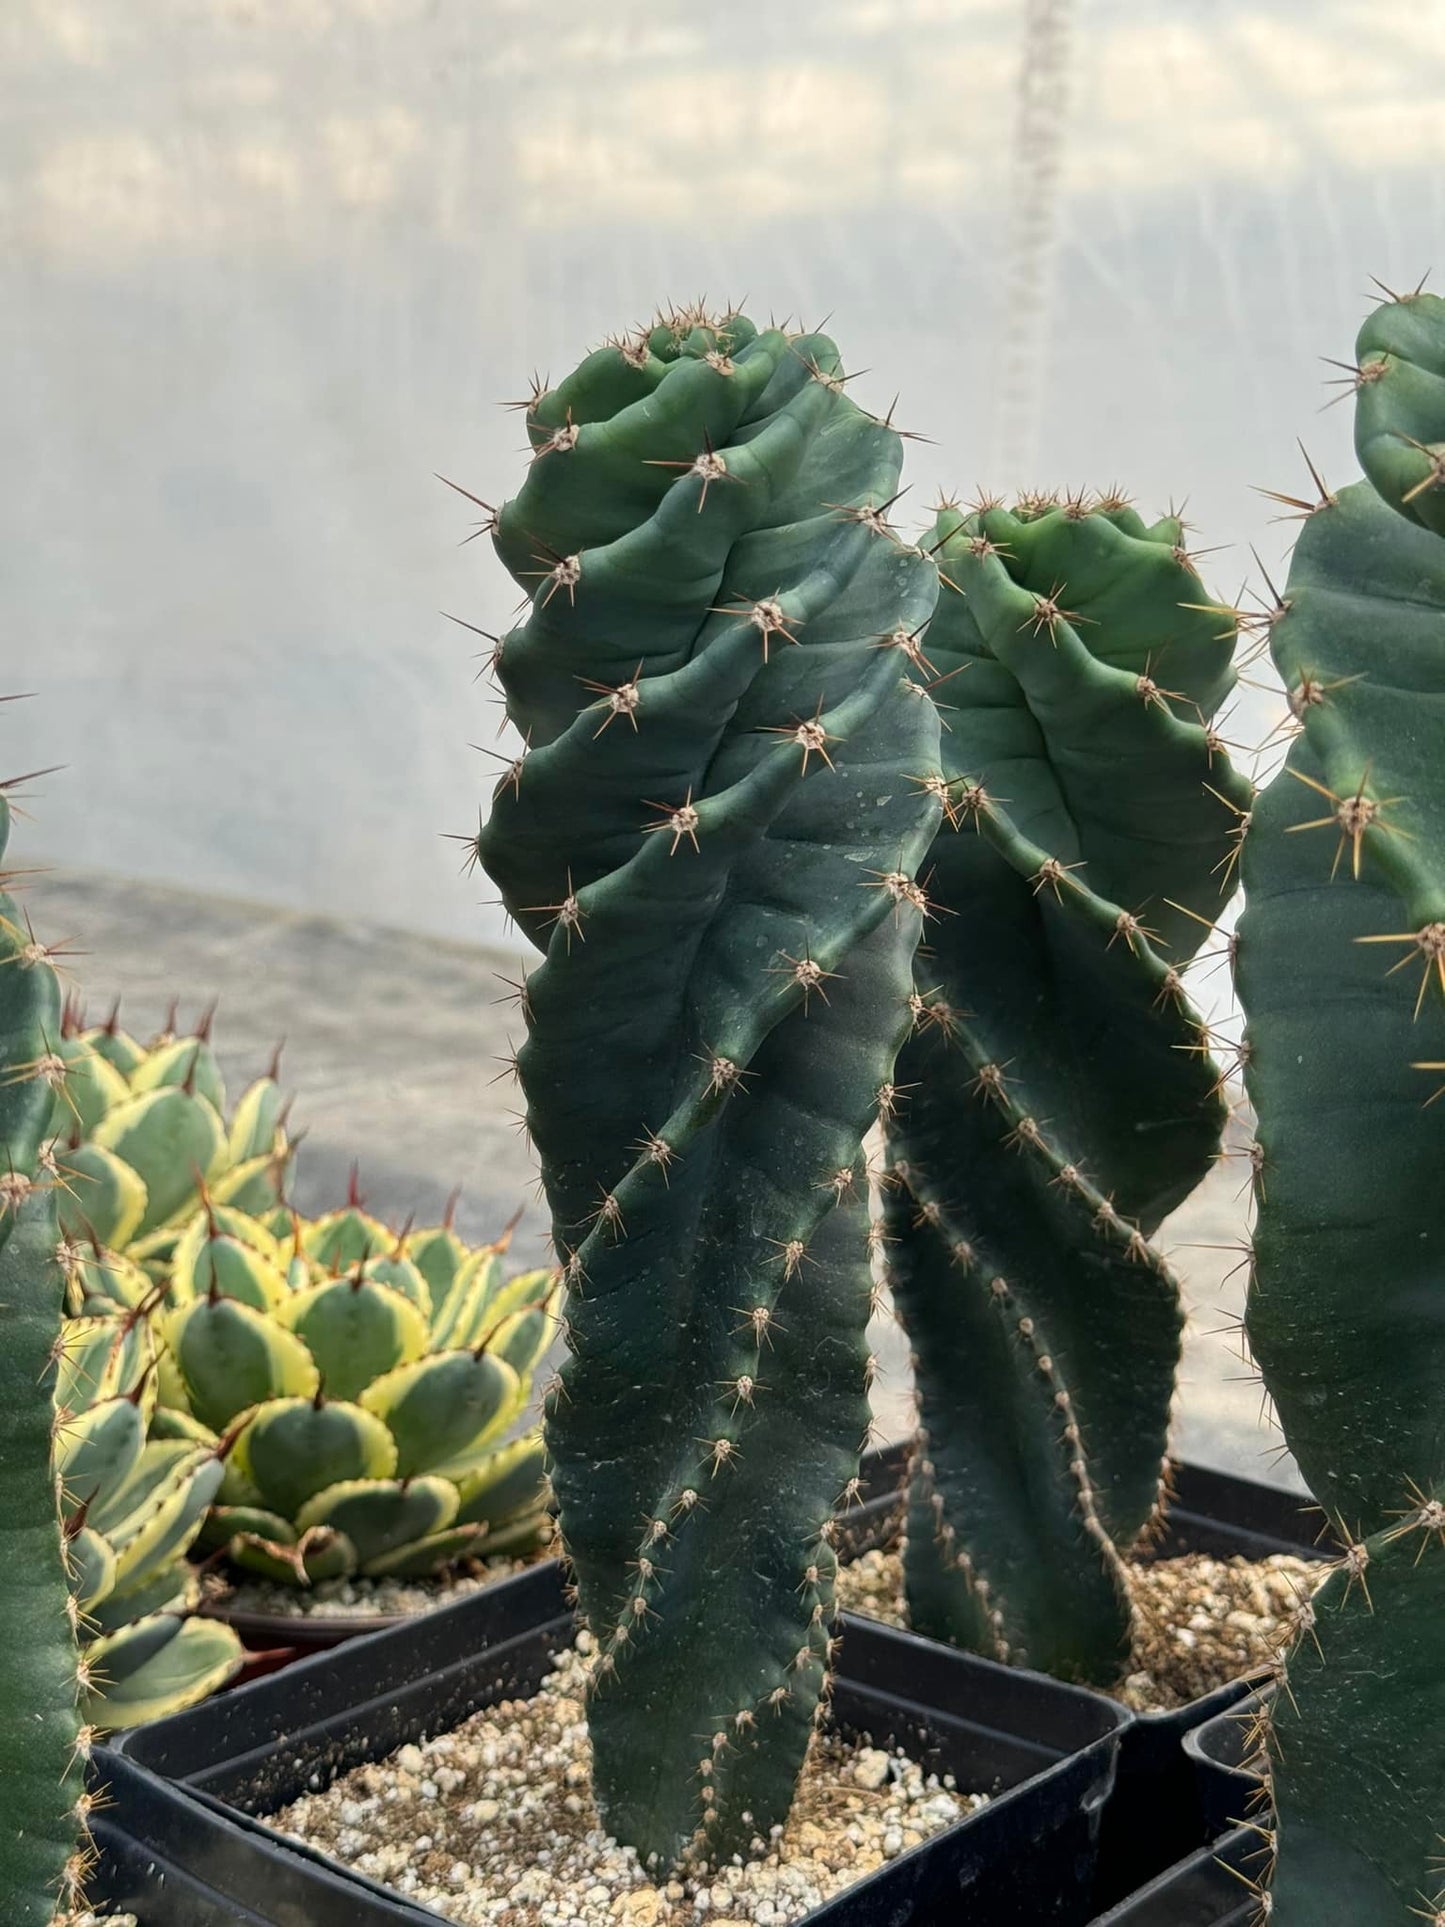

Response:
(0, 1192), (87, 1920)
(1241, 296), (1445, 1529)
(477, 313), (941, 1865)
(0, 783), (88, 1922)
(1239, 743), (1445, 1527)
(883, 502), (1248, 1682)
(1261, 1501), (1445, 1926)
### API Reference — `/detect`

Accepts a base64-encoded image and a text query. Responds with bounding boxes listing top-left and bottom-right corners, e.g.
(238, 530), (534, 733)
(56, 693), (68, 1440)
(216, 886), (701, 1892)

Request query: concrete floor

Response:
(36, 867), (1300, 1492)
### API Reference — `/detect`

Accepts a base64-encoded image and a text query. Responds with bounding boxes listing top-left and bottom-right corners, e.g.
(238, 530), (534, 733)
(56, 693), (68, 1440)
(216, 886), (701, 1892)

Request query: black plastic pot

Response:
(203, 1444), (909, 1664)
(1087, 1828), (1263, 1925)
(1182, 1688), (1270, 1841)
(103, 1559), (1130, 1926)
(1088, 1464), (1329, 1911)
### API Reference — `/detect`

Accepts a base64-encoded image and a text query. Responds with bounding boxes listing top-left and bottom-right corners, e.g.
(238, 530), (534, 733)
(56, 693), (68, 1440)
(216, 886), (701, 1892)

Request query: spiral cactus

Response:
(474, 304), (943, 1866)
(880, 496), (1249, 1684)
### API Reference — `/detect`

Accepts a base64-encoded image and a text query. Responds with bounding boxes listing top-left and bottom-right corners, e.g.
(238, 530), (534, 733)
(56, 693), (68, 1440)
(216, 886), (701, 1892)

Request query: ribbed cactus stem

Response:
(0, 754), (89, 1922)
(883, 497), (1250, 1683)
(1237, 286), (1445, 1924)
(475, 305), (942, 1867)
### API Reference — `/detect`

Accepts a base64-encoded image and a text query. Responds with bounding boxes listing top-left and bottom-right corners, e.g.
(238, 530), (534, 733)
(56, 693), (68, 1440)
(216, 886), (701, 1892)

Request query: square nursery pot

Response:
(1181, 1687), (1271, 1842)
(1086, 1828), (1263, 1926)
(100, 1559), (1130, 1927)
(835, 1444), (1330, 1916)
(1088, 1465), (1333, 1911)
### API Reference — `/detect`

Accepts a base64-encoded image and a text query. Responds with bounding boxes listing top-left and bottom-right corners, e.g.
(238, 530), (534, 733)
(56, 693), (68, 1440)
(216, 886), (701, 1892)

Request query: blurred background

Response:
(6, 0), (1442, 1474)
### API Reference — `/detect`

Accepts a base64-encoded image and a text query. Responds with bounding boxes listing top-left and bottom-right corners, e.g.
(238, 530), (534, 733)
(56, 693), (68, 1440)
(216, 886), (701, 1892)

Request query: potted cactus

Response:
(877, 493), (1252, 1682)
(89, 308), (1158, 1927)
(1179, 285), (1445, 1925)
(22, 289), (1412, 1925)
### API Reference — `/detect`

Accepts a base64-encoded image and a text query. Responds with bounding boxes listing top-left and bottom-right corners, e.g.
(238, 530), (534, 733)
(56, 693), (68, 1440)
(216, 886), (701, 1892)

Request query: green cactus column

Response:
(1237, 287), (1445, 1924)
(884, 499), (1250, 1683)
(0, 762), (88, 1922)
(474, 307), (942, 1866)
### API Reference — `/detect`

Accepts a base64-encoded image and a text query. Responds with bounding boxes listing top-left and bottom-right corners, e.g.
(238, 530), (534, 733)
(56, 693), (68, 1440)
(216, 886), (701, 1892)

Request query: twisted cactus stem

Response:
(474, 305), (942, 1867)
(882, 497), (1251, 1683)
(1237, 286), (1445, 1924)
(0, 746), (90, 1922)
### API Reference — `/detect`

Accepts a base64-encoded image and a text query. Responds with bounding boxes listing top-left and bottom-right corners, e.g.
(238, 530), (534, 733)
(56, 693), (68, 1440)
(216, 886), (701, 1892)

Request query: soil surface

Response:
(834, 1547), (1321, 1711)
(273, 1635), (981, 1925)
(210, 1533), (553, 1622)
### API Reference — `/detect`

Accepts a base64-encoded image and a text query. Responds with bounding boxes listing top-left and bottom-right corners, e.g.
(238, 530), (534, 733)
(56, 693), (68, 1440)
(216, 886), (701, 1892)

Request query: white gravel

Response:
(213, 1536), (553, 1621)
(273, 1635), (981, 1925)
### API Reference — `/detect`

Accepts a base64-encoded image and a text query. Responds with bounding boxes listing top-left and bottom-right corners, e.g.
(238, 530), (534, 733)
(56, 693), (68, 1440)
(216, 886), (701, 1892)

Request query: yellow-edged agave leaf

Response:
(361, 1524), (488, 1578)
(284, 1273), (429, 1401)
(106, 1447), (224, 1587)
(229, 1524), (355, 1586)
(89, 1439), (200, 1538)
(53, 1395), (148, 1519)
(148, 1406), (216, 1447)
(360, 1349), (519, 1478)
(193, 1502), (294, 1555)
(87, 1556), (195, 1636)
(296, 1476), (458, 1571)
(302, 1203), (394, 1272)
(84, 1614), (243, 1730)
(235, 1395), (397, 1519)
(93, 1086), (227, 1236)
(82, 1019), (147, 1080)
(408, 1219), (470, 1306)
(359, 1250), (431, 1322)
(478, 1264), (553, 1329)
(487, 1299), (555, 1383)
(167, 1209), (287, 1313)
(212, 1145), (291, 1216)
(127, 1035), (227, 1115)
(53, 1313), (154, 1415)
(428, 1249), (492, 1350)
(449, 1432), (548, 1526)
(48, 1038), (129, 1140)
(169, 1293), (318, 1430)
(66, 1525), (117, 1615)
(227, 1068), (287, 1164)
(61, 1244), (152, 1316)
(54, 1139), (147, 1250)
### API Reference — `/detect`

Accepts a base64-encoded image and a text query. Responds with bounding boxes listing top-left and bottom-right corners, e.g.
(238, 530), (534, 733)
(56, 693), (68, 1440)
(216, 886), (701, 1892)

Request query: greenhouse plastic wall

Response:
(7, 0), (1442, 943)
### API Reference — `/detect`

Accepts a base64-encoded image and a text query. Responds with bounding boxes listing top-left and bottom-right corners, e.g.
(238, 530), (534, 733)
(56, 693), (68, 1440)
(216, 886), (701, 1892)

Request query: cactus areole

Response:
(475, 307), (942, 1866)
